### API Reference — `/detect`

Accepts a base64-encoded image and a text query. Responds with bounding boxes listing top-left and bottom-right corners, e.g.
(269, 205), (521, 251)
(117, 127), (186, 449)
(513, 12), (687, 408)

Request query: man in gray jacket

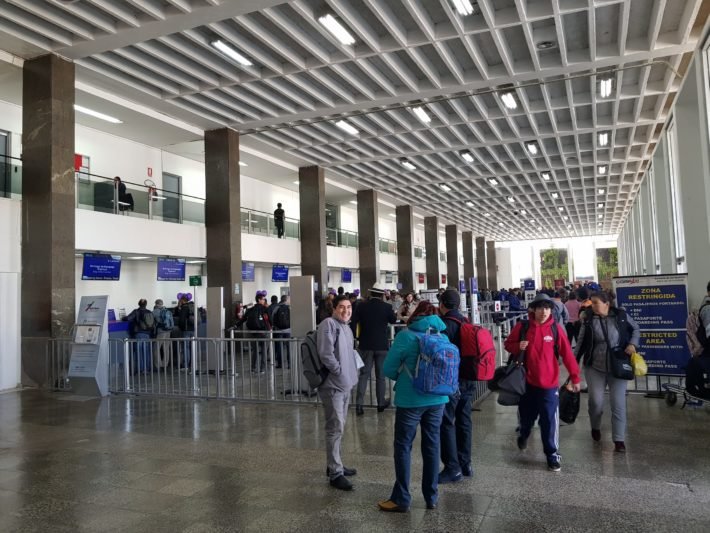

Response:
(317, 294), (361, 491)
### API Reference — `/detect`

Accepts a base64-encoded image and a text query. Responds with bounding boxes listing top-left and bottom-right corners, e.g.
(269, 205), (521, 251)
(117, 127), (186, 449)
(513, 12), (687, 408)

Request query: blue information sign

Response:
(469, 278), (478, 293)
(242, 262), (255, 282)
(524, 279), (536, 291)
(272, 264), (289, 282)
(342, 269), (352, 283)
(458, 279), (466, 293)
(82, 254), (121, 280)
(157, 258), (186, 281)
(613, 275), (690, 376)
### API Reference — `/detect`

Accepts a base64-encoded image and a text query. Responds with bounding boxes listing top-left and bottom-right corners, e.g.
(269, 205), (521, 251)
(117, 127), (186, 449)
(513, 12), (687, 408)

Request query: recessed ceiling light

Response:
(598, 165), (607, 174)
(74, 105), (123, 124)
(465, 200), (474, 207)
(541, 172), (551, 181)
(501, 92), (517, 110)
(526, 142), (539, 155)
(598, 214), (603, 219)
(597, 202), (604, 209)
(567, 224), (572, 229)
(488, 178), (499, 186)
(551, 192), (559, 199)
(599, 78), (613, 99)
(484, 213), (491, 217)
(349, 200), (357, 205)
(537, 226), (543, 231)
(506, 196), (515, 203)
(598, 132), (609, 147)
(562, 215), (568, 220)
(451, 0), (476, 16)
(537, 40), (556, 50)
(401, 159), (417, 171)
(498, 222), (505, 227)
(520, 210), (527, 215)
(318, 14), (356, 45)
(211, 40), (253, 66)
(412, 106), (431, 124)
(558, 206), (564, 212)
(335, 120), (359, 136)
(439, 184), (452, 192)
(238, 161), (247, 167)
(460, 150), (474, 163)
(530, 219), (535, 224)
(598, 188), (605, 195)
(293, 180), (299, 185)
(598, 222), (603, 227)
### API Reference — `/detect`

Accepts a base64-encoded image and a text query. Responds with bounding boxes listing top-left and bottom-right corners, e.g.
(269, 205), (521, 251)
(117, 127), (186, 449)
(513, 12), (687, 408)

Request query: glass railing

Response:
(0, 156), (22, 199)
(379, 238), (397, 254)
(241, 207), (300, 240)
(414, 246), (426, 259)
(327, 227), (358, 248)
(75, 172), (206, 225)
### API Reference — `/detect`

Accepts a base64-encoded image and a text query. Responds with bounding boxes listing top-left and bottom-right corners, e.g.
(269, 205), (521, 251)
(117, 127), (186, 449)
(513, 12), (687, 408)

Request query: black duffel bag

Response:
(559, 379), (580, 424)
(494, 353), (527, 406)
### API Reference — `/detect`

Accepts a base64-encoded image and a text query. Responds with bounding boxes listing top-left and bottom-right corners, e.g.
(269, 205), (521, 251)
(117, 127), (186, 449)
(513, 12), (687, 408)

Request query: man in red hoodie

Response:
(504, 293), (581, 472)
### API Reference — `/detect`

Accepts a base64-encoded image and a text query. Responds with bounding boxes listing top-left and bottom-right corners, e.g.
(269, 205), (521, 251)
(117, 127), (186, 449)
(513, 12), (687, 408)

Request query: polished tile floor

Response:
(1, 388), (709, 532)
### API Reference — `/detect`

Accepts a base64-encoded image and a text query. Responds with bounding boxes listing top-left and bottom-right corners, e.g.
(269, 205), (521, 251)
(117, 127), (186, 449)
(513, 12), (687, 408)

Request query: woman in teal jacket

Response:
(378, 301), (449, 513)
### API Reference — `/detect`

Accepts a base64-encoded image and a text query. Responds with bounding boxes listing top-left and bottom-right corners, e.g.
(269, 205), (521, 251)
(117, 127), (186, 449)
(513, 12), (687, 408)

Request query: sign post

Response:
(469, 278), (480, 324)
(189, 275), (202, 339)
(523, 279), (536, 307)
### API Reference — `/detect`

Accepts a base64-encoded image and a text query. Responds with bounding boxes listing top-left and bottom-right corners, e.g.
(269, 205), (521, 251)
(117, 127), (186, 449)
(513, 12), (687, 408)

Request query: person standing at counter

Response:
(123, 299), (154, 374)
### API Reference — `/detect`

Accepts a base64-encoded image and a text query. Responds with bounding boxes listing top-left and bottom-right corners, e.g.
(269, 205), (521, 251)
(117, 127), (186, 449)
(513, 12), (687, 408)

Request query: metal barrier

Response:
(45, 338), (73, 391)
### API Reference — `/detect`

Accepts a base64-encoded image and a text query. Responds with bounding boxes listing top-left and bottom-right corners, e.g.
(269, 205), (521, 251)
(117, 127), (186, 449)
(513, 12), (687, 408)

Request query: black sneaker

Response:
(461, 465), (473, 477)
(355, 405), (364, 416)
(329, 475), (353, 491)
(326, 466), (357, 477)
(377, 400), (391, 413)
(547, 459), (561, 472)
(517, 436), (528, 450)
(438, 469), (463, 484)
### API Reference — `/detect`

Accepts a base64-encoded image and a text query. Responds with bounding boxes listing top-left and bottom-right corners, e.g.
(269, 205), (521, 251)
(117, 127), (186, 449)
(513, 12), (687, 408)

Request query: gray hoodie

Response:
(317, 317), (359, 392)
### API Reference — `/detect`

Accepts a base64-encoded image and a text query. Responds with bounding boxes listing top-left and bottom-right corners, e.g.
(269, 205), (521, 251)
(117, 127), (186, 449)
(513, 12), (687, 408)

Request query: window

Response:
(666, 122), (686, 272)
(646, 165), (661, 273)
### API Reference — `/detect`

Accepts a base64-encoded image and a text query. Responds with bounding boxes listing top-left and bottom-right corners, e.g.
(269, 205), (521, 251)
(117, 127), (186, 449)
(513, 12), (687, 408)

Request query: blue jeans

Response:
(390, 404), (445, 508)
(518, 385), (560, 462)
(181, 332), (194, 368)
(134, 332), (152, 373)
(440, 379), (476, 473)
(274, 331), (290, 368)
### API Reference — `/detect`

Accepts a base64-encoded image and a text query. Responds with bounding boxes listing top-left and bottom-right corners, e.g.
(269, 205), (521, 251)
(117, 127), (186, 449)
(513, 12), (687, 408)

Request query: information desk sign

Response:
(157, 258), (186, 281)
(68, 295), (110, 396)
(612, 275), (689, 376)
(189, 275), (202, 287)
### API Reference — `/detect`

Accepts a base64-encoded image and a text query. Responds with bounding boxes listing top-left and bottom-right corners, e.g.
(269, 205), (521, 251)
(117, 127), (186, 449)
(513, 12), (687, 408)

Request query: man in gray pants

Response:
(317, 295), (361, 491)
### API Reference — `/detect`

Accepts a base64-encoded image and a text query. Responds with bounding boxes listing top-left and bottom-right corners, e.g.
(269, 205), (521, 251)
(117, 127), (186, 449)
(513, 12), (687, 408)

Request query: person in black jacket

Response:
(353, 283), (396, 415)
(437, 289), (475, 483)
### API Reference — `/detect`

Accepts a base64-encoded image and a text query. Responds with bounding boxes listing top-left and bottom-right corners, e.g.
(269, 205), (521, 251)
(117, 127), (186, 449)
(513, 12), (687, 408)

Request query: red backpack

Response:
(447, 317), (496, 381)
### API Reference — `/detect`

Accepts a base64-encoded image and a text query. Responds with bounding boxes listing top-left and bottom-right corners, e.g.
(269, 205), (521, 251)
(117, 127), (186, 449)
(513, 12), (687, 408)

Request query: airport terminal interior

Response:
(2, 0), (710, 531)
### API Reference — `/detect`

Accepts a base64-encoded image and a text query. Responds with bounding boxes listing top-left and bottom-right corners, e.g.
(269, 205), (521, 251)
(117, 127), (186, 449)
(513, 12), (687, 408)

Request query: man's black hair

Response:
(333, 295), (350, 307)
(271, 295), (278, 303)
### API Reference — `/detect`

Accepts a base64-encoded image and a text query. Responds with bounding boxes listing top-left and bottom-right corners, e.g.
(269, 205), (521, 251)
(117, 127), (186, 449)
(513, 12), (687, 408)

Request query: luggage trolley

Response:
(662, 383), (709, 409)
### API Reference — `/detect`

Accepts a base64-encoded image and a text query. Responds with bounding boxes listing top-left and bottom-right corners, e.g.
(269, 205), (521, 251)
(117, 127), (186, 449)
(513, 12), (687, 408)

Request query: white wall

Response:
(0, 197), (21, 391)
(379, 217), (396, 240)
(339, 205), (357, 232)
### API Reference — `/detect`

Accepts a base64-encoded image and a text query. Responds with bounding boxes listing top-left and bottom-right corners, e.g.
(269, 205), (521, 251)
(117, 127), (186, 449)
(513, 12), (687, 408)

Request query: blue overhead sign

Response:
(242, 262), (255, 282)
(341, 269), (352, 283)
(82, 254), (121, 281)
(272, 264), (289, 282)
(157, 258), (185, 281)
(524, 279), (536, 291)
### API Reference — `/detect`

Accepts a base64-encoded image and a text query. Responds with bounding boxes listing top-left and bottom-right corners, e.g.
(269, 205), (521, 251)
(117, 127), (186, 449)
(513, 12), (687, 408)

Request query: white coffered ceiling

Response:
(0, 0), (707, 241)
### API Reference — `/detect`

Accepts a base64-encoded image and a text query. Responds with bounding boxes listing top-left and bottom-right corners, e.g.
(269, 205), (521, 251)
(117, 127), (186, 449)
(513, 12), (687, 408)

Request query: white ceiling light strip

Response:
(317, 14), (356, 46)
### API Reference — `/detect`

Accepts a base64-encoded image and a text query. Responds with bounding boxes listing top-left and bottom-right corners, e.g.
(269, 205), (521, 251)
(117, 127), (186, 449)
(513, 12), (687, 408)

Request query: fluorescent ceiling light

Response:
(239, 161), (248, 167)
(530, 219), (535, 224)
(501, 92), (517, 110)
(598, 214), (603, 219)
(127, 256), (150, 260)
(600, 78), (613, 98)
(460, 150), (474, 163)
(293, 180), (299, 185)
(401, 160), (417, 171)
(598, 165), (607, 174)
(526, 142), (538, 155)
(558, 206), (564, 212)
(152, 195), (167, 200)
(466, 200), (474, 207)
(439, 184), (452, 192)
(335, 120), (359, 136)
(417, 223), (425, 227)
(211, 40), (253, 66)
(598, 222), (603, 227)
(349, 200), (357, 205)
(520, 210), (527, 215)
(562, 215), (568, 220)
(598, 188), (605, 195)
(484, 213), (491, 217)
(598, 132), (609, 147)
(537, 226), (543, 231)
(597, 202), (604, 208)
(388, 213), (396, 218)
(551, 192), (559, 199)
(488, 178), (499, 186)
(412, 106), (431, 124)
(506, 196), (515, 203)
(498, 222), (505, 227)
(451, 0), (475, 16)
(318, 14), (356, 46)
(567, 224), (572, 229)
(186, 260), (205, 264)
(74, 105), (123, 124)
(541, 172), (551, 181)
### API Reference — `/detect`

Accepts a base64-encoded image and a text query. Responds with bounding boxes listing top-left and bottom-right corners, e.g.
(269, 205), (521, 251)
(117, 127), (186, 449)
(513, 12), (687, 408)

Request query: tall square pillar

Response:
(21, 55), (76, 386)
(357, 189), (380, 293)
(205, 128), (242, 322)
(424, 216), (440, 289)
(396, 205), (414, 293)
(445, 224), (459, 288)
(476, 237), (488, 290)
(462, 231), (474, 284)
(299, 166), (327, 297)
(486, 240), (498, 290)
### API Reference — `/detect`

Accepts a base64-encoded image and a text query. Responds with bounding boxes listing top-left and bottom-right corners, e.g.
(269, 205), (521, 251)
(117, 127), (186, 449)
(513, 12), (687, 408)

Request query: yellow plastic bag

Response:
(631, 352), (647, 377)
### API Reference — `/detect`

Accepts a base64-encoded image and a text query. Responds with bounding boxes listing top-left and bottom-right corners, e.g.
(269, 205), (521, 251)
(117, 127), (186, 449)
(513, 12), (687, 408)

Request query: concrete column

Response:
(445, 225), (459, 288)
(396, 205), (414, 293)
(424, 216), (440, 289)
(639, 180), (655, 275)
(674, 52), (710, 307)
(652, 142), (675, 274)
(205, 128), (242, 322)
(357, 189), (380, 294)
(475, 237), (487, 290)
(21, 55), (75, 386)
(486, 241), (498, 290)
(462, 231), (474, 284)
(299, 166), (327, 297)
